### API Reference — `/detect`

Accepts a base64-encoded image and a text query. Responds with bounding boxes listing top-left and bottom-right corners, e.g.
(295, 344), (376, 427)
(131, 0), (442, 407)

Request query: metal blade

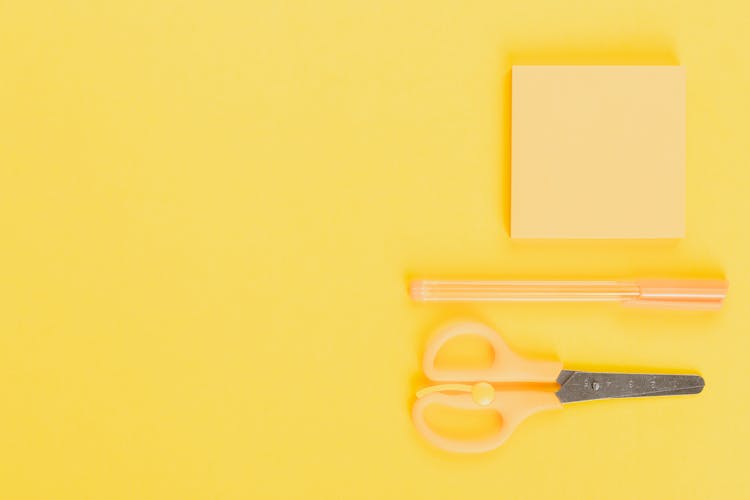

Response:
(555, 370), (705, 404)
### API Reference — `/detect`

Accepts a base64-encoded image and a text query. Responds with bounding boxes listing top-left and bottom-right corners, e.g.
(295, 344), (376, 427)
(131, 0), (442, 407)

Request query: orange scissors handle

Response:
(412, 389), (561, 453)
(413, 321), (563, 453)
(422, 321), (562, 382)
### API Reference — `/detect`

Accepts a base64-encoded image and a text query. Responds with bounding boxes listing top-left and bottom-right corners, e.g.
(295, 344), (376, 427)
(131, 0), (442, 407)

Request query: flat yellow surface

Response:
(0, 1), (748, 498)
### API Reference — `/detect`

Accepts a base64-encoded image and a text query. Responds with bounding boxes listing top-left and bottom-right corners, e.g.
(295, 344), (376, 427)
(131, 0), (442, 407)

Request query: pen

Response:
(409, 279), (728, 310)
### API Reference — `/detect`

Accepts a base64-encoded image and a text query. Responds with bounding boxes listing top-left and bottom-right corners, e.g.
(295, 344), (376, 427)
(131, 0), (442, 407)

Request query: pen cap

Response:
(624, 279), (729, 310)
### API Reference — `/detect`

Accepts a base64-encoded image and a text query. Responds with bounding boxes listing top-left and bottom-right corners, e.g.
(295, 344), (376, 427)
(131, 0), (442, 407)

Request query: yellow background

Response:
(1, 1), (748, 498)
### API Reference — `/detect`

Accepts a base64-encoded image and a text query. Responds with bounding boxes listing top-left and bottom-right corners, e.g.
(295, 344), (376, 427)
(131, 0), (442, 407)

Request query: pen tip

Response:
(409, 280), (425, 301)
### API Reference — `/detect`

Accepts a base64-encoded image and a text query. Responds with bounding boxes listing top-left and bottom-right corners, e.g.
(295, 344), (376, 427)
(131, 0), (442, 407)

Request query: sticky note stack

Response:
(510, 66), (686, 239)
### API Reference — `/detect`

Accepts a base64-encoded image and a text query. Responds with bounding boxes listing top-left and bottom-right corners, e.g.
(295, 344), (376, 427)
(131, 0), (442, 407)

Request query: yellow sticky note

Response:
(511, 66), (686, 238)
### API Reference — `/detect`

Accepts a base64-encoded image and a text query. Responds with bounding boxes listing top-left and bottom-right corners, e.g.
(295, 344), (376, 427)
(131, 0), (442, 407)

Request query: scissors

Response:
(412, 321), (705, 453)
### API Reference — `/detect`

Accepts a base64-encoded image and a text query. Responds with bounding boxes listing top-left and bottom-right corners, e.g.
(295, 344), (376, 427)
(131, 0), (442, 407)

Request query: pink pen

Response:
(409, 279), (728, 310)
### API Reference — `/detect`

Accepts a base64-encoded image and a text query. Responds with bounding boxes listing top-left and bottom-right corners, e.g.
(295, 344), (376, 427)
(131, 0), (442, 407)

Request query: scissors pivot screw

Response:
(472, 382), (495, 406)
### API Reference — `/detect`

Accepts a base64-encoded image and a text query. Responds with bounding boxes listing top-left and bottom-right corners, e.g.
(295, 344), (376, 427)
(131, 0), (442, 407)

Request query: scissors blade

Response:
(555, 369), (705, 404)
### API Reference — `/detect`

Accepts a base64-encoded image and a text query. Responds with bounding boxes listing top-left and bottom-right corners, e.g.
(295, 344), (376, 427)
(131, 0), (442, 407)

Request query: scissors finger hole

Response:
(435, 334), (495, 370)
(424, 404), (503, 441)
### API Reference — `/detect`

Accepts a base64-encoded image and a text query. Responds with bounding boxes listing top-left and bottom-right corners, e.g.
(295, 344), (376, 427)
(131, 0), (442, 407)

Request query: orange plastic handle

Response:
(413, 321), (564, 452)
(412, 390), (562, 453)
(422, 321), (562, 382)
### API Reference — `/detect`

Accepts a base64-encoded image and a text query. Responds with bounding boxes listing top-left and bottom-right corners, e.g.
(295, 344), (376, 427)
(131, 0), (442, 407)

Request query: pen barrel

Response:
(409, 280), (639, 302)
